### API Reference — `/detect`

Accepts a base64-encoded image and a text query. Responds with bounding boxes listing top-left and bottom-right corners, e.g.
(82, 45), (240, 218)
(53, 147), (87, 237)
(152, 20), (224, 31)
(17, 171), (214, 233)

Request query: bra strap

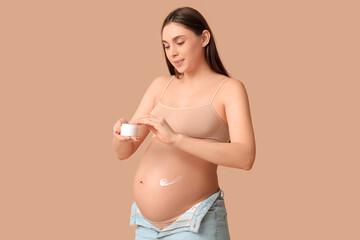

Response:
(210, 78), (228, 104)
(159, 75), (176, 101)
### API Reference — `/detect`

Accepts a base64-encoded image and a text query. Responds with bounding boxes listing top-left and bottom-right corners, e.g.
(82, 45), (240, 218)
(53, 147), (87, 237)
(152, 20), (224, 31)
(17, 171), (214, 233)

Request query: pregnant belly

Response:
(133, 138), (219, 222)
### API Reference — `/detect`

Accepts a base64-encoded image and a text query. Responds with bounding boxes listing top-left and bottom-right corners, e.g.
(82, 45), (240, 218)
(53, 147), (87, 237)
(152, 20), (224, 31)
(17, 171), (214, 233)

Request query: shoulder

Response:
(221, 77), (247, 94)
(148, 75), (174, 102)
(145, 75), (173, 92)
(220, 77), (249, 104)
(222, 77), (245, 89)
(152, 75), (174, 87)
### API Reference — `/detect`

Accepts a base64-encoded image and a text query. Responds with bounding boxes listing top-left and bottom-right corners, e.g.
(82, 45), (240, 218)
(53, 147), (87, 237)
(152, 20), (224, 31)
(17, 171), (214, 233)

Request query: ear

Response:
(201, 30), (211, 47)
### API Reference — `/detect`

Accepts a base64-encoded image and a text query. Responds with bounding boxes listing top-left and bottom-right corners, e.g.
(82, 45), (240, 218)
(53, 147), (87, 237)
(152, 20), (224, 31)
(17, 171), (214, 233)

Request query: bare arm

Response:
(171, 79), (256, 170)
(112, 132), (135, 160)
(172, 136), (254, 169)
(112, 141), (134, 160)
(112, 75), (170, 160)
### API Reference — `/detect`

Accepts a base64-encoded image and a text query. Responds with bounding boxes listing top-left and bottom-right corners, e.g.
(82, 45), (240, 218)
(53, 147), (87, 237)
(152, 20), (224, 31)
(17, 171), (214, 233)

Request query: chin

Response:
(175, 68), (184, 74)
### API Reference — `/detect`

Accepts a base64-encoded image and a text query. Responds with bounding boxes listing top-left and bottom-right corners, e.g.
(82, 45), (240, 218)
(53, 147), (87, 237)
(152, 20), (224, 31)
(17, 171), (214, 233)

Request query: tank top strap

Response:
(210, 77), (229, 104)
(159, 75), (176, 101)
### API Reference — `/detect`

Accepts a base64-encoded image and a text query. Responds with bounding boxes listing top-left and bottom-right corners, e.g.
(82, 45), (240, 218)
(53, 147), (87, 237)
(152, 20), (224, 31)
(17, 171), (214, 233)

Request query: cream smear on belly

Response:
(159, 176), (183, 187)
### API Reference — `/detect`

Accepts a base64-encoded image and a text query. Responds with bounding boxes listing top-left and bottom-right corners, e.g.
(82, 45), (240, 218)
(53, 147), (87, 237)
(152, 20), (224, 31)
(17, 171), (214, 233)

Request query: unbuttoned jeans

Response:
(130, 188), (231, 239)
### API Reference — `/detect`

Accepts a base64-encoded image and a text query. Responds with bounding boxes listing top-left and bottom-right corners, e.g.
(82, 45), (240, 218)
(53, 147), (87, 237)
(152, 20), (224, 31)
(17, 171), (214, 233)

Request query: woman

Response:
(113, 6), (256, 240)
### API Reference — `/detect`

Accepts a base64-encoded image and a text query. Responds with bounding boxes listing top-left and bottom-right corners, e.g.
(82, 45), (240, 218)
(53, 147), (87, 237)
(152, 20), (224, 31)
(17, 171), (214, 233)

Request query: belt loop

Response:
(220, 189), (224, 198)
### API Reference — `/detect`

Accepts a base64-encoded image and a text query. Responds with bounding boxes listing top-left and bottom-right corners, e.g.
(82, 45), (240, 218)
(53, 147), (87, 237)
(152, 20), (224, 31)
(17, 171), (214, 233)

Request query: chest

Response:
(150, 104), (228, 141)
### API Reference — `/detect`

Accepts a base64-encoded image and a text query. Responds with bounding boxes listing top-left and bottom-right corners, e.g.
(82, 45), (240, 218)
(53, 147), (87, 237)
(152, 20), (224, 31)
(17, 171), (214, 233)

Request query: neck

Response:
(179, 58), (215, 84)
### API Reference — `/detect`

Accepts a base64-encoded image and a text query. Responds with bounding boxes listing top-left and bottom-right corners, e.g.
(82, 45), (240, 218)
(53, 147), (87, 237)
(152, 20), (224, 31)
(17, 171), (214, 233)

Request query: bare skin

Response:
(132, 75), (228, 222)
(113, 22), (256, 225)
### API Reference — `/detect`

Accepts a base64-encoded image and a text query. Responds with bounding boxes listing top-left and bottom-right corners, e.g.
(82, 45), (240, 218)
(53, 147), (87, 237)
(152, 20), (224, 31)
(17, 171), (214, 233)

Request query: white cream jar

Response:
(120, 124), (138, 136)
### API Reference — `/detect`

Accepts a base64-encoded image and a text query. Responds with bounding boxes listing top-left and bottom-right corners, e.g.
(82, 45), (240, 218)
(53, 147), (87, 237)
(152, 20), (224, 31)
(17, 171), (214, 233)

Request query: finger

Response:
(114, 126), (119, 134)
(114, 121), (121, 131)
(114, 134), (132, 141)
(129, 119), (139, 125)
(121, 136), (139, 142)
(147, 125), (157, 133)
(114, 124), (121, 134)
(136, 118), (159, 127)
(131, 116), (148, 123)
(142, 114), (155, 118)
(131, 136), (140, 141)
(118, 122), (123, 131)
(132, 114), (156, 123)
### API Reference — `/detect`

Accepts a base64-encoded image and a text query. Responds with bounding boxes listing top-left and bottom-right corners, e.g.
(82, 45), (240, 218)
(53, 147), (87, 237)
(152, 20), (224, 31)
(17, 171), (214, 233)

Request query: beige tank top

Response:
(150, 76), (230, 143)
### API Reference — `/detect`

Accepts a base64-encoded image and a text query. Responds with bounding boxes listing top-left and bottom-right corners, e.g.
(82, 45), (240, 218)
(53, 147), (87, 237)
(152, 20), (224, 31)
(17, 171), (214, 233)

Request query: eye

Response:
(163, 42), (185, 49)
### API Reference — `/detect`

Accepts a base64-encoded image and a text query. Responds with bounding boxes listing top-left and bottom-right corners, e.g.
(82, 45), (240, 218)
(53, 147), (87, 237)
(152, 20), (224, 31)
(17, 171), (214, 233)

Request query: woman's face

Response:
(161, 22), (208, 74)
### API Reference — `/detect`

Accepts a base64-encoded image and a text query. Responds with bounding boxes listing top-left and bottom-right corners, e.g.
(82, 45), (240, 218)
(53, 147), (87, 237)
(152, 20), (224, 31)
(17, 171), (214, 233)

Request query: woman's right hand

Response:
(113, 118), (140, 142)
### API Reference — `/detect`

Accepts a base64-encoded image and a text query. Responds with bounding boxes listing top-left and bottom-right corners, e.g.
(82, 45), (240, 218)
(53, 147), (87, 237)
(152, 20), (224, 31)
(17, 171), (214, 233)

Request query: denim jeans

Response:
(130, 188), (231, 239)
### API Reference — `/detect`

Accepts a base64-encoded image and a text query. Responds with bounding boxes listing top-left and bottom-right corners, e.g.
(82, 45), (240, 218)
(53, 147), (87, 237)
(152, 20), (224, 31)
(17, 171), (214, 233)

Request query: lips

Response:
(173, 59), (184, 67)
(173, 59), (184, 64)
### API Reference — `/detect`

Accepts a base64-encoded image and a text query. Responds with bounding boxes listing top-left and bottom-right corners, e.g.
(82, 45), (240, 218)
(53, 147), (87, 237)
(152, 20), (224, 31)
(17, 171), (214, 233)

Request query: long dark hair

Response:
(161, 7), (230, 79)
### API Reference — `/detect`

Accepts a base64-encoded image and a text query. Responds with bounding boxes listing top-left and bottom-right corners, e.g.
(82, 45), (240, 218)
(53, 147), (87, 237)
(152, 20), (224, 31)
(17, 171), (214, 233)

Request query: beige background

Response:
(1, 0), (359, 239)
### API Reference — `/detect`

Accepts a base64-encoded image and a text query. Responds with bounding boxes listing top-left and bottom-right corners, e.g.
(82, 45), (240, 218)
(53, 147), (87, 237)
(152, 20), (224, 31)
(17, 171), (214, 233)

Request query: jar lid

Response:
(121, 124), (137, 129)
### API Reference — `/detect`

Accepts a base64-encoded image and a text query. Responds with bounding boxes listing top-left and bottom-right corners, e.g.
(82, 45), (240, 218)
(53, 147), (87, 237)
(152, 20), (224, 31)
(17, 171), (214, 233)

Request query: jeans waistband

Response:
(130, 188), (224, 237)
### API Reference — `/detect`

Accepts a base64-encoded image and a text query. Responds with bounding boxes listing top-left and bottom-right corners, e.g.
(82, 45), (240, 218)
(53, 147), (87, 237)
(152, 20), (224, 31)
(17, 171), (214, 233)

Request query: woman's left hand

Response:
(130, 114), (179, 145)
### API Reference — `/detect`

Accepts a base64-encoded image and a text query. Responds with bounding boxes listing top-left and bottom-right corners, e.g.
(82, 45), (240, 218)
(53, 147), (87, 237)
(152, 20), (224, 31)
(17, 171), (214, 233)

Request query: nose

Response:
(169, 45), (179, 58)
